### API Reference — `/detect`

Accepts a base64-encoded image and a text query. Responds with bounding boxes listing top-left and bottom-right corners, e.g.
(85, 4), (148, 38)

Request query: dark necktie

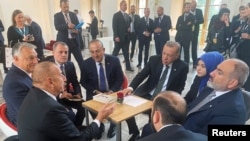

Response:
(152, 65), (169, 99)
(65, 13), (71, 24)
(60, 64), (66, 76)
(159, 16), (162, 24)
(99, 63), (107, 92)
(146, 17), (149, 26)
(187, 91), (216, 116)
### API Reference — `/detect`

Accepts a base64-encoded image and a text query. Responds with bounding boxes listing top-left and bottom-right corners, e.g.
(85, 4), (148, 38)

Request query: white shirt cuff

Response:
(93, 119), (101, 127)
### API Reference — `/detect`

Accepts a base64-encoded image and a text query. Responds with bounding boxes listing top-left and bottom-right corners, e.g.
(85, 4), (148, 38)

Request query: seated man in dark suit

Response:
(3, 42), (39, 126)
(17, 61), (115, 141)
(138, 91), (207, 141)
(183, 58), (249, 135)
(43, 41), (85, 127)
(123, 40), (189, 140)
(80, 39), (140, 139)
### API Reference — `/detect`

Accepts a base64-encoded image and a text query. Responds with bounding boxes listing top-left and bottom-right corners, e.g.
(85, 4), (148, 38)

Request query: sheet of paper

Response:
(123, 95), (147, 107)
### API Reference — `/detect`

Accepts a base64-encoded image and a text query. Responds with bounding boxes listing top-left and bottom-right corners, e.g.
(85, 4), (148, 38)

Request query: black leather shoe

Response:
(128, 132), (140, 141)
(96, 123), (104, 139)
(107, 124), (116, 138)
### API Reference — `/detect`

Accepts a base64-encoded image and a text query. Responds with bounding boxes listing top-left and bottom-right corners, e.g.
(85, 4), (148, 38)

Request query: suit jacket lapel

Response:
(104, 55), (111, 82)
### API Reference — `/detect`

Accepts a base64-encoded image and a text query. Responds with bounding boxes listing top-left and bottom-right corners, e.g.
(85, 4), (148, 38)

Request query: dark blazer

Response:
(43, 56), (81, 95)
(130, 14), (140, 33)
(176, 13), (195, 42)
(2, 64), (32, 125)
(192, 8), (204, 35)
(30, 21), (45, 58)
(0, 19), (4, 46)
(112, 11), (130, 43)
(89, 16), (99, 36)
(54, 11), (79, 42)
(153, 15), (172, 41)
(7, 25), (35, 47)
(183, 87), (247, 135)
(80, 54), (124, 100)
(130, 55), (189, 96)
(138, 125), (207, 141)
(18, 87), (99, 141)
(184, 76), (202, 104)
(138, 17), (154, 41)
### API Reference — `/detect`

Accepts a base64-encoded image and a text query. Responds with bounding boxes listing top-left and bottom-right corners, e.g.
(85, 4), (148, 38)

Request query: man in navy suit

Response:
(88, 10), (99, 40)
(183, 59), (249, 135)
(18, 61), (115, 141)
(25, 15), (45, 60)
(123, 41), (188, 141)
(112, 0), (133, 71)
(153, 6), (172, 55)
(80, 39), (139, 139)
(137, 8), (154, 68)
(190, 0), (204, 68)
(138, 91), (207, 141)
(54, 0), (83, 68)
(43, 41), (85, 127)
(3, 42), (38, 125)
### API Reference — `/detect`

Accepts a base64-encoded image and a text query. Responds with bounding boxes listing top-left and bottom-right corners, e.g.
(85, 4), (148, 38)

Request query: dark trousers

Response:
(191, 30), (199, 66)
(91, 34), (97, 40)
(61, 99), (85, 127)
(138, 38), (150, 66)
(181, 40), (191, 64)
(66, 38), (83, 68)
(154, 36), (166, 55)
(112, 36), (132, 70)
(129, 32), (137, 59)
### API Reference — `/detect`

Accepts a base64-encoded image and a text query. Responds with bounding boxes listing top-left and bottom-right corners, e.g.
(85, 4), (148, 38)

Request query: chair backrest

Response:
(242, 90), (250, 120)
(0, 103), (17, 137)
(122, 73), (129, 89)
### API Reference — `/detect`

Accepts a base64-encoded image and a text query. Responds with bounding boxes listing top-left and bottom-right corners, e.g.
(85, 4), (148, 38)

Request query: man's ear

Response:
(228, 79), (239, 89)
(152, 110), (160, 125)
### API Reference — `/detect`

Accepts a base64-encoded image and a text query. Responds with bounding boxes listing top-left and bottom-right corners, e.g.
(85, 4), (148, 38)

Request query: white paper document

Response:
(123, 95), (147, 107)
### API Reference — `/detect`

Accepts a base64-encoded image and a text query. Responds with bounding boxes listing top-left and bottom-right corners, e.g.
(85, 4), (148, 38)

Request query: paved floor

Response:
(0, 44), (249, 141)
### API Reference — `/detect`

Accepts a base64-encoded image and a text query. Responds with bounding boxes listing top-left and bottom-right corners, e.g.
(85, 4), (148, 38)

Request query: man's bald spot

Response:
(155, 91), (186, 114)
(32, 61), (57, 84)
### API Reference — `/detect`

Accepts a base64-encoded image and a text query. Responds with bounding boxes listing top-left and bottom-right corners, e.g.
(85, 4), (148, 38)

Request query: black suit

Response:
(42, 56), (85, 127)
(112, 11), (132, 70)
(54, 11), (83, 67)
(18, 87), (99, 141)
(131, 55), (189, 97)
(30, 21), (45, 60)
(129, 13), (140, 60)
(137, 16), (154, 66)
(138, 125), (207, 141)
(153, 15), (172, 55)
(191, 9), (204, 66)
(89, 16), (99, 40)
(176, 13), (195, 63)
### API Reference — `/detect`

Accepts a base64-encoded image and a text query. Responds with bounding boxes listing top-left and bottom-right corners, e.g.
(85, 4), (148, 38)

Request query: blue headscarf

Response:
(197, 51), (224, 92)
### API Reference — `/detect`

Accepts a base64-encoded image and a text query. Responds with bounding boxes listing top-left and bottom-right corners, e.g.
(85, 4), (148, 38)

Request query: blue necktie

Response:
(99, 63), (107, 92)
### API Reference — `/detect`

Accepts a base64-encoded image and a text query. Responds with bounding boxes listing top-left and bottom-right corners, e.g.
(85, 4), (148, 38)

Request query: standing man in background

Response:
(25, 15), (45, 60)
(0, 19), (8, 73)
(153, 6), (172, 55)
(54, 0), (83, 68)
(0, 19), (4, 47)
(112, 0), (134, 71)
(74, 9), (85, 50)
(88, 10), (99, 40)
(137, 8), (154, 68)
(129, 5), (140, 62)
(190, 0), (204, 68)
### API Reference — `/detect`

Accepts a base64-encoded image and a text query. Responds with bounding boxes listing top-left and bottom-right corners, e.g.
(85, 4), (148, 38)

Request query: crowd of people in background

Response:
(1, 0), (250, 141)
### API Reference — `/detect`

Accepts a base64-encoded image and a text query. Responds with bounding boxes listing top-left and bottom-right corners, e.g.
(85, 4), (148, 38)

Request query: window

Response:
(138, 0), (147, 17)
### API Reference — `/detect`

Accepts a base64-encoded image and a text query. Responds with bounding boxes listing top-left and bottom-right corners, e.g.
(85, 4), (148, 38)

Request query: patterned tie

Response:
(187, 91), (216, 116)
(152, 66), (169, 99)
(60, 64), (66, 76)
(99, 63), (107, 92)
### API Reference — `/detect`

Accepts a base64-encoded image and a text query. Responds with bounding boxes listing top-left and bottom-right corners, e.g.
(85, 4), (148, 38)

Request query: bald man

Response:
(18, 61), (115, 141)
(138, 91), (207, 141)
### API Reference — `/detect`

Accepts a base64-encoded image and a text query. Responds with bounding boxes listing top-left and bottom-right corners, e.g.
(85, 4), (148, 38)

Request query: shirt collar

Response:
(159, 124), (181, 132)
(14, 64), (32, 78)
(41, 89), (57, 101)
(212, 90), (231, 100)
(95, 56), (105, 66)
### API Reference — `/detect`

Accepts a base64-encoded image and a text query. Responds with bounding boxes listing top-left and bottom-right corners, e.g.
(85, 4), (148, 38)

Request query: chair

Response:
(242, 89), (250, 120)
(45, 40), (56, 51)
(0, 103), (18, 137)
(122, 73), (129, 89)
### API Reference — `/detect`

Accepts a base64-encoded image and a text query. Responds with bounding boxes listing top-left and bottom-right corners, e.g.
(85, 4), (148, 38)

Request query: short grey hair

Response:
(164, 41), (181, 54)
(52, 41), (68, 51)
(230, 59), (249, 87)
(12, 42), (37, 57)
